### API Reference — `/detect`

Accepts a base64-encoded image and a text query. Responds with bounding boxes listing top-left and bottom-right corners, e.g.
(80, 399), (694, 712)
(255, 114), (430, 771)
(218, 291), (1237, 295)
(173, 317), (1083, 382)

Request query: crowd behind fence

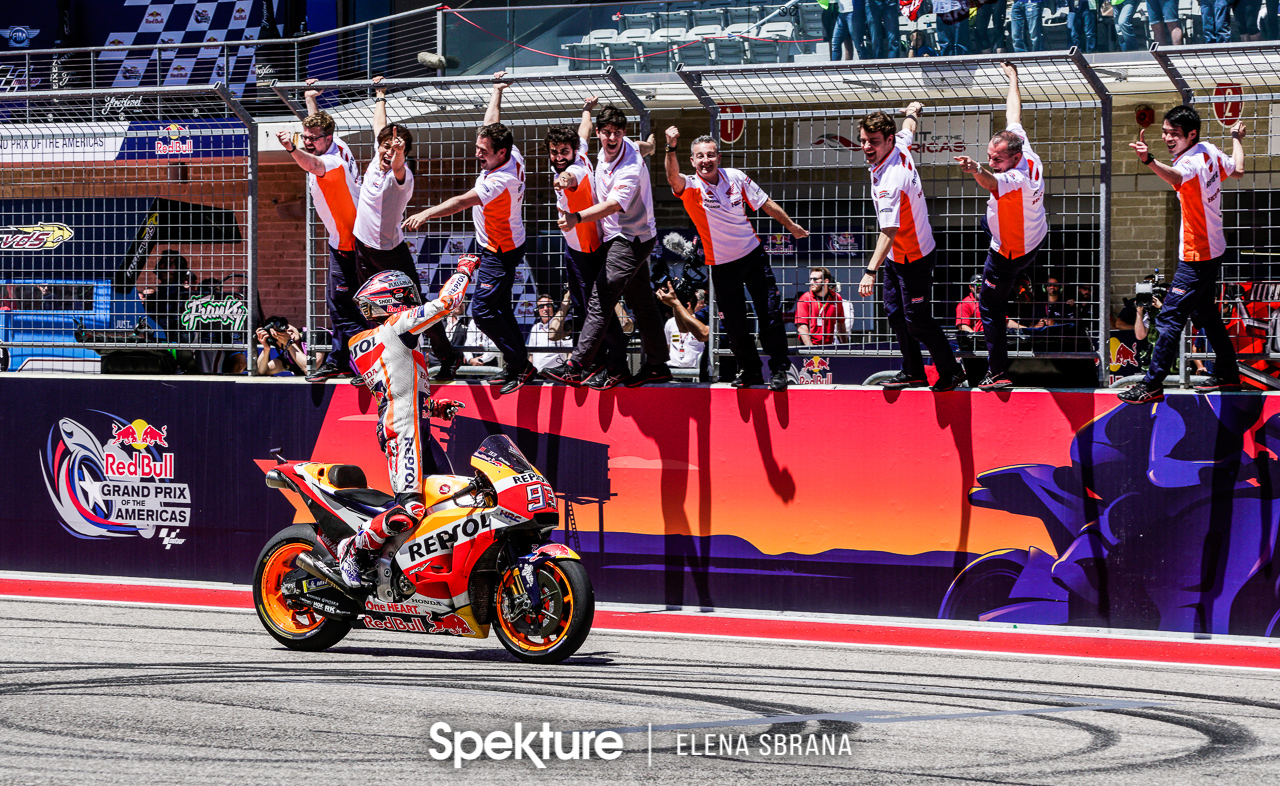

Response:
(0, 40), (1276, 388)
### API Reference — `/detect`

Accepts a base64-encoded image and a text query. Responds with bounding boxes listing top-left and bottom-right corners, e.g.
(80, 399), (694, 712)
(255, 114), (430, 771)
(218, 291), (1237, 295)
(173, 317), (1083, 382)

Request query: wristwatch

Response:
(865, 265), (877, 276)
(665, 144), (677, 153)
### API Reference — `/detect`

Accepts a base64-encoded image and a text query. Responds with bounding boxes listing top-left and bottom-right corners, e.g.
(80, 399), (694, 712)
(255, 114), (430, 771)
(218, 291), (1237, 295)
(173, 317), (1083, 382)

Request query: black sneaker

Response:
(433, 355), (463, 382)
(879, 371), (928, 389)
(625, 363), (674, 387)
(484, 368), (510, 385)
(768, 370), (789, 391)
(1118, 381), (1164, 404)
(977, 372), (1014, 391)
(498, 364), (535, 395)
(306, 359), (352, 383)
(731, 369), (765, 388)
(585, 366), (628, 391)
(1194, 376), (1242, 393)
(933, 368), (968, 392)
(541, 359), (592, 386)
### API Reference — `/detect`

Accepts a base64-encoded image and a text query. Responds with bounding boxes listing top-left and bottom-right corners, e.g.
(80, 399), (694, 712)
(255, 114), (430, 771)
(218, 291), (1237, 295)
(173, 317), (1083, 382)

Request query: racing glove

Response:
(456, 253), (480, 278)
(425, 398), (464, 421)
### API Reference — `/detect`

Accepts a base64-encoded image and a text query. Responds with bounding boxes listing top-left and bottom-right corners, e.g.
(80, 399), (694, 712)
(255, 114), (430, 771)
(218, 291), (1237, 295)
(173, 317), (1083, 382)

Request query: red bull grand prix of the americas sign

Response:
(40, 413), (191, 549)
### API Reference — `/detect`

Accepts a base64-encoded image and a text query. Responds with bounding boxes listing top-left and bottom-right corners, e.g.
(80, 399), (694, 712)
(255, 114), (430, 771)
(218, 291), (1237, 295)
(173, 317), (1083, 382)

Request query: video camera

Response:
(1134, 270), (1167, 308)
(654, 232), (708, 306)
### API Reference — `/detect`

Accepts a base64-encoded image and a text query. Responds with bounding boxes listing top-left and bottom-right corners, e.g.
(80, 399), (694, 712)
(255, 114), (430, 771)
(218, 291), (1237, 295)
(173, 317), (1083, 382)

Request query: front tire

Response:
(253, 524), (352, 651)
(494, 559), (594, 664)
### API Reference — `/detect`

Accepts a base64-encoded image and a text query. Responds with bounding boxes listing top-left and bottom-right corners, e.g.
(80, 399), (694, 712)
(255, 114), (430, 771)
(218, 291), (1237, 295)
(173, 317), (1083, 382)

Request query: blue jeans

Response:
(1113, 0), (1141, 50)
(1199, 0), (1230, 42)
(936, 14), (972, 55)
(1144, 256), (1238, 385)
(978, 243), (1042, 377)
(831, 7), (870, 60)
(866, 0), (901, 58)
(1010, 0), (1044, 50)
(471, 242), (530, 369)
(1067, 3), (1097, 51)
(972, 0), (1009, 51)
(882, 250), (962, 379)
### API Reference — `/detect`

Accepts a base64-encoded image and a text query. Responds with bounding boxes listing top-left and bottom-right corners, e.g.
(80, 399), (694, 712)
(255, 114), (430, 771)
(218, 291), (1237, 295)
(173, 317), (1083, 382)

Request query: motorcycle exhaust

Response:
(294, 551), (365, 600)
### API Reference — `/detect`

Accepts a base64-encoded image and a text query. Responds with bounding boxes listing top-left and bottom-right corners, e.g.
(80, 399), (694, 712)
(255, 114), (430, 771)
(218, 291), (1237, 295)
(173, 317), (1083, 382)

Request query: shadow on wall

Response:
(942, 395), (1280, 637)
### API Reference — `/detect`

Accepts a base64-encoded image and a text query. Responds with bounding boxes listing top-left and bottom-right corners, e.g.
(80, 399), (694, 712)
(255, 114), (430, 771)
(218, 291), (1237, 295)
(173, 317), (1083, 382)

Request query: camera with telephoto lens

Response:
(655, 232), (708, 305)
(1134, 270), (1167, 308)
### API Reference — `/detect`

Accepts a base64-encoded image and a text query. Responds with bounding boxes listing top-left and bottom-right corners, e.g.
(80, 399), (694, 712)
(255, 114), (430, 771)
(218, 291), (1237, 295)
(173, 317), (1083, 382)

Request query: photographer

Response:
(255, 316), (308, 376)
(657, 282), (708, 370)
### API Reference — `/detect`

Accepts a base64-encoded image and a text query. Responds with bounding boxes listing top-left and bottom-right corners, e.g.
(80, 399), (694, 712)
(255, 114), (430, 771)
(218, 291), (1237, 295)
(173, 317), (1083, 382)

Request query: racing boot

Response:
(335, 536), (376, 591)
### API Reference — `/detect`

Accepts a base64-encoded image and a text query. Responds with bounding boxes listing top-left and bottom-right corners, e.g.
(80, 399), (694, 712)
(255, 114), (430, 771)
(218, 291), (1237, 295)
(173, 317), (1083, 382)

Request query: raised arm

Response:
(403, 190), (483, 230)
(657, 283), (710, 342)
(637, 134), (656, 157)
(484, 71), (511, 126)
(1002, 62), (1021, 128)
(578, 95), (598, 142)
(547, 288), (573, 342)
(760, 199), (808, 239)
(901, 101), (924, 136)
(664, 126), (686, 195)
(1130, 129), (1183, 189)
(371, 75), (387, 137)
(274, 129), (327, 176)
(304, 78), (322, 117)
(1229, 121), (1247, 179)
(954, 155), (999, 191)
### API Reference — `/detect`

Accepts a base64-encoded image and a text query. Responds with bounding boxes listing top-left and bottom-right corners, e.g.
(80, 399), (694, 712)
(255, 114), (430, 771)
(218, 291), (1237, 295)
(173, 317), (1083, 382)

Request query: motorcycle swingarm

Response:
(281, 568), (362, 621)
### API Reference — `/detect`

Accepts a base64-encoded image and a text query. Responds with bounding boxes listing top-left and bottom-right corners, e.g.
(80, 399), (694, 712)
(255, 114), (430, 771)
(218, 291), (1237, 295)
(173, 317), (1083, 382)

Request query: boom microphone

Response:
(661, 232), (697, 262)
(417, 51), (460, 70)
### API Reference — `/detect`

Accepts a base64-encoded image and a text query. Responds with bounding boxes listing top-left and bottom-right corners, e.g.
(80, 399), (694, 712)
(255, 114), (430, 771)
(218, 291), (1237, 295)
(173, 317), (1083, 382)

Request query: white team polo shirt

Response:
(354, 157), (414, 250)
(473, 144), (526, 253)
(308, 135), (361, 251)
(869, 129), (935, 263)
(596, 137), (656, 243)
(556, 139), (601, 254)
(678, 167), (768, 265)
(1172, 141), (1234, 262)
(985, 122), (1047, 259)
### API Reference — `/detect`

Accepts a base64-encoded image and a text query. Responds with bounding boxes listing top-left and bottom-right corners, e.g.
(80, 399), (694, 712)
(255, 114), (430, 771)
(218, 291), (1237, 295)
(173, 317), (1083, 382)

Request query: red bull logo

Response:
(145, 11), (164, 23)
(363, 616), (428, 633)
(233, 6), (248, 20)
(428, 613), (475, 636)
(1110, 338), (1140, 373)
(110, 419), (168, 448)
(155, 124), (193, 155)
(803, 356), (829, 375)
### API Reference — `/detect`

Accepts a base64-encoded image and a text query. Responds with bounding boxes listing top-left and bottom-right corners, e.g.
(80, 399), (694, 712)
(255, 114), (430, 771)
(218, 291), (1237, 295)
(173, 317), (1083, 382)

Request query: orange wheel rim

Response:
(260, 542), (324, 636)
(497, 562), (573, 652)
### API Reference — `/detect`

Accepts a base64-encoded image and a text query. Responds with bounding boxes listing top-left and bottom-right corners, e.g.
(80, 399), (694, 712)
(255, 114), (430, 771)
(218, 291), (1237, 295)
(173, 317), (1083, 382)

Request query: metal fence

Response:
(271, 70), (650, 376)
(677, 51), (1112, 380)
(1151, 42), (1280, 388)
(0, 85), (256, 374)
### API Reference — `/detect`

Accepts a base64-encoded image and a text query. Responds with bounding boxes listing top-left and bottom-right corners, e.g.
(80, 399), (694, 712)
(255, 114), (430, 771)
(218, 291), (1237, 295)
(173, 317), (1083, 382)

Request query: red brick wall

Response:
(255, 161), (308, 325)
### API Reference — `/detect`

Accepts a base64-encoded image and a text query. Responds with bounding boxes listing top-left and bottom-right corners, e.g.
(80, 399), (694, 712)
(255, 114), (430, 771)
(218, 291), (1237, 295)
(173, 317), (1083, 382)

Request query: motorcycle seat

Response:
(327, 464), (368, 489)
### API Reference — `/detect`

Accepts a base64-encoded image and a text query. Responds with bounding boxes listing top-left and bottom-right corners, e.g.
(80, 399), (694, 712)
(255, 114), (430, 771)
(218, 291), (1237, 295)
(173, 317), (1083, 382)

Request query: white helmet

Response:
(354, 270), (421, 321)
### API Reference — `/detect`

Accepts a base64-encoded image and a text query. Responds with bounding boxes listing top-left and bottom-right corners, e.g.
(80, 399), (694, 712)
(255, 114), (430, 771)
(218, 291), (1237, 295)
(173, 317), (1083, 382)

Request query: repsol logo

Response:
(405, 517), (492, 561)
(353, 336), (378, 355)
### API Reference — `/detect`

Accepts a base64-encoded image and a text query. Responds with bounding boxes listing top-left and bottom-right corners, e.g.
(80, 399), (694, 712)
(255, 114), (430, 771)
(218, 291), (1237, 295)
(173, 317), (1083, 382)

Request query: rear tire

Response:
(493, 559), (594, 664)
(253, 524), (352, 651)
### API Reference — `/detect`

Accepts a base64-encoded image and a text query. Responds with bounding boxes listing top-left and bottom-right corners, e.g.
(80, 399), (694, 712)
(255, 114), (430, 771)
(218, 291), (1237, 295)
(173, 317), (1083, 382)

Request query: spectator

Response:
(1200, 0), (1231, 42)
(663, 128), (807, 390)
(527, 293), (573, 373)
(255, 316), (308, 376)
(906, 29), (940, 56)
(796, 266), (848, 346)
(973, 0), (1010, 53)
(1147, 0), (1183, 46)
(857, 104), (966, 392)
(1106, 0), (1140, 50)
(139, 250), (195, 342)
(275, 81), (364, 383)
(1234, 0), (1263, 40)
(1042, 276), (1072, 325)
(1066, 0), (1098, 51)
(656, 283), (708, 370)
(404, 72), (533, 395)
(866, 0), (902, 58)
(956, 274), (982, 336)
(1263, 0), (1278, 39)
(1009, 0), (1045, 50)
(831, 0), (871, 60)
(935, 0), (973, 54)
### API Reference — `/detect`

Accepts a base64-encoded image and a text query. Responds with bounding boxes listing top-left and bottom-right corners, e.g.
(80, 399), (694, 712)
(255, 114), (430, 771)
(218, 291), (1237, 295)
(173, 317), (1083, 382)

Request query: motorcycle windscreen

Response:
(470, 435), (537, 475)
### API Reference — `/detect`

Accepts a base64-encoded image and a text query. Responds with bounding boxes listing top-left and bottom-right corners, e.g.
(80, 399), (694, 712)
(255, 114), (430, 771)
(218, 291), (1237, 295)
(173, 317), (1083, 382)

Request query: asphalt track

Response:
(2, 581), (1280, 785)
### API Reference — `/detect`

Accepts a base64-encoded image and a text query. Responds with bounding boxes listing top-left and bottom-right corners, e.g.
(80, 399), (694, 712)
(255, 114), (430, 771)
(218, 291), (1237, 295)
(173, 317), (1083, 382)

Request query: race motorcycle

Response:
(253, 434), (594, 663)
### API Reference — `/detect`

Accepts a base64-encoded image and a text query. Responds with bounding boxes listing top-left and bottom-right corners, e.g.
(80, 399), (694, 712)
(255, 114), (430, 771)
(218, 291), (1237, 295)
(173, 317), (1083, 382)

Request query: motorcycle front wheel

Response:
(494, 559), (594, 664)
(253, 524), (352, 651)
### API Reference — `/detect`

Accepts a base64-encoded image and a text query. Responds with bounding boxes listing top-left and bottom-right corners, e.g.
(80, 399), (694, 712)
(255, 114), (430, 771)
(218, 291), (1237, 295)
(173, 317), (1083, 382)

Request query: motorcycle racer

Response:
(336, 257), (478, 588)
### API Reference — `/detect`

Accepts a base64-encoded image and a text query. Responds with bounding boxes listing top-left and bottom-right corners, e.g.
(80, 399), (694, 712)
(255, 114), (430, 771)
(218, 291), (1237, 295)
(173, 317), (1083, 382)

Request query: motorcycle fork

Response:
(503, 540), (545, 618)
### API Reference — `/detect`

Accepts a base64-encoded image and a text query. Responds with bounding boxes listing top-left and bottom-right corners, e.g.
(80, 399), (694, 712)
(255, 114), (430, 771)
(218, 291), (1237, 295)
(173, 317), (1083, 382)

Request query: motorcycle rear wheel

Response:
(493, 559), (594, 664)
(253, 524), (352, 651)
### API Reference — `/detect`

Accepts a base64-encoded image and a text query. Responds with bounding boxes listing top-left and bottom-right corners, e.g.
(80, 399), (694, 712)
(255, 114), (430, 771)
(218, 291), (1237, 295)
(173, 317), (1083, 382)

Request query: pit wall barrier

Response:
(10, 375), (1280, 639)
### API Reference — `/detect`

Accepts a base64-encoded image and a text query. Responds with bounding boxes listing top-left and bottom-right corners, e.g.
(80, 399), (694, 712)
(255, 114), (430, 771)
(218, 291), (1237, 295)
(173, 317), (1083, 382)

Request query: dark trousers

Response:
(979, 241), (1042, 377)
(566, 247), (629, 373)
(882, 249), (960, 379)
(572, 236), (668, 368)
(709, 244), (789, 376)
(1145, 255), (1237, 385)
(470, 243), (529, 369)
(351, 237), (424, 355)
(325, 246), (364, 371)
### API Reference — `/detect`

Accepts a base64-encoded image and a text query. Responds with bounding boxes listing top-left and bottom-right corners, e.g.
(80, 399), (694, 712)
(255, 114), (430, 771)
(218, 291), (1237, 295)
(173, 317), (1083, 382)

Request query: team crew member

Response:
(663, 127), (808, 391)
(1118, 107), (1247, 404)
(403, 72), (533, 396)
(857, 103), (966, 392)
(954, 63), (1048, 391)
(548, 105), (671, 388)
(545, 97), (654, 390)
(275, 83), (362, 382)
(336, 258), (475, 589)
(796, 266), (848, 346)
